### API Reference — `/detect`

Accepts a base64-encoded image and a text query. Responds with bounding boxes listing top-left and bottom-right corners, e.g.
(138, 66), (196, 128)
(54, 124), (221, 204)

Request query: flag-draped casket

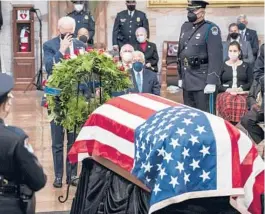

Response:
(68, 93), (264, 214)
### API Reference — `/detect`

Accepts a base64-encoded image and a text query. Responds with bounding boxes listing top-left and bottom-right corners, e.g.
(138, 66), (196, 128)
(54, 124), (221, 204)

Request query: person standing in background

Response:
(112, 0), (149, 51)
(237, 14), (259, 59)
(177, 0), (223, 113)
(68, 0), (95, 45)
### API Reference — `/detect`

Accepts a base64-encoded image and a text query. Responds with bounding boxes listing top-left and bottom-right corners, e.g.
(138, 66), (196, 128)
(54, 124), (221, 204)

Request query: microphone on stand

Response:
(29, 7), (39, 13)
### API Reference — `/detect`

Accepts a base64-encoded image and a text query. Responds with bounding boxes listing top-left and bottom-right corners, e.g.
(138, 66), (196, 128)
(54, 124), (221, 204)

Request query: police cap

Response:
(0, 73), (14, 97)
(188, 0), (209, 9)
(71, 0), (84, 3)
(126, 0), (136, 3)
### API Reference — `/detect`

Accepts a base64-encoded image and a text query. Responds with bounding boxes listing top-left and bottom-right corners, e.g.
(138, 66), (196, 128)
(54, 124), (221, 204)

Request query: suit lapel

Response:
(245, 29), (250, 41)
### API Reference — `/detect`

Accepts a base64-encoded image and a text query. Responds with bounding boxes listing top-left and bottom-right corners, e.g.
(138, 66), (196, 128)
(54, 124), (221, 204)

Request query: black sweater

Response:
(218, 61), (253, 92)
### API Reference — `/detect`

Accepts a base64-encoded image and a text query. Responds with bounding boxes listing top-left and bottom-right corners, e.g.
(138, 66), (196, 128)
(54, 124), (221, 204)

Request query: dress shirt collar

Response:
(128, 10), (135, 17)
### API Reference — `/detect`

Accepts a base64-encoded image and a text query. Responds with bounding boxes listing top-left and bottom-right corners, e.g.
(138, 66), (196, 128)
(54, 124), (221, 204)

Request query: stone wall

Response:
(106, 1), (264, 71)
(1, 1), (49, 75)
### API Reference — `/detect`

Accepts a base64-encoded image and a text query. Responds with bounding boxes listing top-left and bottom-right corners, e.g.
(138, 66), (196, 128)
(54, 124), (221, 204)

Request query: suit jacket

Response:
(130, 68), (160, 95)
(253, 44), (264, 82)
(43, 36), (86, 75)
(244, 28), (259, 58)
(222, 40), (254, 65)
(134, 41), (159, 72)
(247, 79), (261, 109)
(112, 10), (149, 48)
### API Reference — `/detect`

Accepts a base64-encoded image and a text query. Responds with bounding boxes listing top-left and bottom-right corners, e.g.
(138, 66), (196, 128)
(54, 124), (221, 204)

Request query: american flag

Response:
(68, 93), (264, 214)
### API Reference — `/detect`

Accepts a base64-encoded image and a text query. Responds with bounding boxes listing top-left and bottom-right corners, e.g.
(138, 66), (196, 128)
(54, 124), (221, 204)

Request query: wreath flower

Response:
(46, 49), (133, 132)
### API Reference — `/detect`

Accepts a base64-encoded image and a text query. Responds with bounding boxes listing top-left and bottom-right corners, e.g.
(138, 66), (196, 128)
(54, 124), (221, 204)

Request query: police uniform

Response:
(0, 73), (46, 214)
(177, 0), (223, 112)
(67, 9), (95, 45)
(112, 8), (149, 49)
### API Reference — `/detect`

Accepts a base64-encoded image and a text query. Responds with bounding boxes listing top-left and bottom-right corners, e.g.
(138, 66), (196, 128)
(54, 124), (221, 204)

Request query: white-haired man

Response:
(237, 14), (259, 58)
(43, 16), (86, 188)
(129, 51), (160, 95)
(119, 44), (134, 70)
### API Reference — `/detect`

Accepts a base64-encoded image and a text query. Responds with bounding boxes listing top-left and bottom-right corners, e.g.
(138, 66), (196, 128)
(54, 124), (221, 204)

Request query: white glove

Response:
(178, 80), (182, 88)
(204, 84), (216, 94)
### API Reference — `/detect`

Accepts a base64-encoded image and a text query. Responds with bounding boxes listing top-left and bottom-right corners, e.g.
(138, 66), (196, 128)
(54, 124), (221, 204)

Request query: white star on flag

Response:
(155, 111), (164, 117)
(189, 112), (199, 117)
(184, 172), (190, 184)
(139, 131), (144, 139)
(163, 114), (171, 119)
(200, 170), (210, 182)
(136, 139), (139, 148)
(176, 111), (185, 115)
(170, 138), (180, 149)
(165, 123), (174, 130)
(200, 145), (210, 157)
(159, 133), (168, 142)
(153, 184), (161, 195)
(189, 134), (200, 145)
(154, 129), (162, 135)
(141, 143), (146, 152)
(157, 163), (163, 171)
(170, 115), (179, 122)
(175, 161), (185, 174)
(182, 118), (193, 126)
(196, 125), (206, 134)
(176, 128), (186, 136)
(136, 151), (140, 160)
(158, 120), (167, 127)
(152, 137), (157, 145)
(164, 151), (173, 163)
(169, 176), (179, 188)
(157, 147), (166, 157)
(182, 147), (190, 159)
(151, 117), (159, 125)
(146, 176), (151, 183)
(140, 123), (148, 130)
(144, 161), (153, 173)
(146, 133), (151, 143)
(190, 159), (200, 171)
(159, 167), (167, 180)
(147, 126), (155, 133)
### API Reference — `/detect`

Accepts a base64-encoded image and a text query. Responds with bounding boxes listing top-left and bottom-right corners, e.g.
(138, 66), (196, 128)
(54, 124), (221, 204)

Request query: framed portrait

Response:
(147, 0), (264, 8)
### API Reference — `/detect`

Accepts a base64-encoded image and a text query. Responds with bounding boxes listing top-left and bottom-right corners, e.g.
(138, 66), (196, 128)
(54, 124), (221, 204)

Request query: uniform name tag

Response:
(44, 87), (61, 96)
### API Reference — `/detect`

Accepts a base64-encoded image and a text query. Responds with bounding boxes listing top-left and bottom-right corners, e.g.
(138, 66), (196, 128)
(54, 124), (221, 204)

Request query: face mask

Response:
(74, 4), (84, 12)
(187, 11), (197, 22)
(79, 35), (88, 43)
(238, 23), (246, 31)
(230, 32), (239, 40)
(133, 61), (143, 72)
(122, 52), (132, 63)
(228, 52), (239, 61)
(137, 35), (146, 43)
(60, 33), (74, 40)
(127, 5), (136, 11)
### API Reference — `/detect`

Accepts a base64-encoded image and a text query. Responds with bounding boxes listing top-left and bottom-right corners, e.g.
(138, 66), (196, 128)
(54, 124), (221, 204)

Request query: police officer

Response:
(112, 0), (149, 51)
(177, 0), (223, 113)
(67, 0), (95, 45)
(0, 73), (46, 214)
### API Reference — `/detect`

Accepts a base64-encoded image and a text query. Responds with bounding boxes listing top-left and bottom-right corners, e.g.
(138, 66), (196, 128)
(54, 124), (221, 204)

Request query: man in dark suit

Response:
(129, 51), (160, 95)
(253, 44), (264, 82)
(134, 27), (159, 72)
(112, 0), (149, 51)
(43, 16), (86, 188)
(237, 14), (259, 59)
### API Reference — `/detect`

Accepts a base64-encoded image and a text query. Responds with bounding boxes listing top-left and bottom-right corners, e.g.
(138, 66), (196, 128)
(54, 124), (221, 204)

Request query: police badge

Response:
(85, 15), (88, 19)
(211, 26), (218, 36)
(137, 17), (140, 22)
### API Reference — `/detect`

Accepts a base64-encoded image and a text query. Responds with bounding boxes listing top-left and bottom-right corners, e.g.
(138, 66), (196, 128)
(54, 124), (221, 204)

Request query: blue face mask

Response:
(133, 62), (143, 72)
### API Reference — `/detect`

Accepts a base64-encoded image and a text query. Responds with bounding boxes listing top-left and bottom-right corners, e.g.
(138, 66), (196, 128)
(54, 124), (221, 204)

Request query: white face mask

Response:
(137, 35), (146, 43)
(74, 4), (84, 12)
(122, 52), (133, 63)
(228, 52), (239, 61)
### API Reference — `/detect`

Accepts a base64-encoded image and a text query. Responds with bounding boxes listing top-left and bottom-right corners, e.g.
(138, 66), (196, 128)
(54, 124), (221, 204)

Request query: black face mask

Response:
(187, 11), (197, 22)
(60, 33), (74, 40)
(238, 23), (246, 31)
(127, 5), (135, 11)
(230, 32), (239, 40)
(79, 35), (88, 43)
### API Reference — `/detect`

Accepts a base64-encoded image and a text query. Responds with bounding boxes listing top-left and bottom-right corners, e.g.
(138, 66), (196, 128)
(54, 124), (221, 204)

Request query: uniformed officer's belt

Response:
(182, 58), (208, 67)
(0, 185), (18, 196)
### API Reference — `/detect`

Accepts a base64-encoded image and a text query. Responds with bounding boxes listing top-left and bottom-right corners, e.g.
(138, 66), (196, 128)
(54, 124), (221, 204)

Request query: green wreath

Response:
(46, 50), (133, 132)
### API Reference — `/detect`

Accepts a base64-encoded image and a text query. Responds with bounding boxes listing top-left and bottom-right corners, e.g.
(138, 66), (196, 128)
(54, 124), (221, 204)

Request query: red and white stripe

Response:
(68, 93), (178, 170)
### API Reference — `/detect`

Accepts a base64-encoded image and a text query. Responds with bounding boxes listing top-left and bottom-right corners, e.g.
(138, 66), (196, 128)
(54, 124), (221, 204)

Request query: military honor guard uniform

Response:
(177, 0), (223, 113)
(0, 73), (46, 214)
(68, 0), (95, 45)
(112, 0), (150, 50)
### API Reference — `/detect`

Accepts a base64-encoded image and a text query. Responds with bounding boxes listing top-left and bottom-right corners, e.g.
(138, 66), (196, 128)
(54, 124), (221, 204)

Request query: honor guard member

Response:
(68, 0), (95, 45)
(0, 73), (47, 214)
(112, 0), (149, 51)
(177, 0), (223, 113)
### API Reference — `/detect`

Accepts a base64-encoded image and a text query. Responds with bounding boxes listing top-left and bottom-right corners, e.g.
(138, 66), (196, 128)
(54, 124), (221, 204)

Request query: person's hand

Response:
(146, 63), (151, 67)
(178, 80), (182, 88)
(204, 84), (216, 94)
(236, 87), (243, 92)
(226, 88), (236, 93)
(113, 45), (119, 51)
(59, 33), (73, 54)
(251, 103), (261, 112)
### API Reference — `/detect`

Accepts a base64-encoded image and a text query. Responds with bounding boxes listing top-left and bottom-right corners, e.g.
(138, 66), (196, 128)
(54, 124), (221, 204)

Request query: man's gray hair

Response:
(132, 51), (145, 63)
(237, 14), (247, 22)
(120, 44), (134, 54)
(57, 16), (76, 30)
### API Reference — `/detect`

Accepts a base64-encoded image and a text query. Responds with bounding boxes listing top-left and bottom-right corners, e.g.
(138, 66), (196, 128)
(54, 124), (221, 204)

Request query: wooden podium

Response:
(12, 5), (35, 90)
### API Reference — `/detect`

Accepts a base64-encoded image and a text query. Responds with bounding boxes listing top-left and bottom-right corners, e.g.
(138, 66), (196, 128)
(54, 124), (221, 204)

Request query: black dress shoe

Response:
(53, 177), (62, 188)
(66, 176), (79, 187)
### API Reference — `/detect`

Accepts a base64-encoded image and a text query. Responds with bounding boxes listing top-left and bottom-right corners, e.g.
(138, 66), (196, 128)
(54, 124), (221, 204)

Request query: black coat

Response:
(112, 10), (149, 48)
(134, 41), (159, 72)
(253, 44), (264, 82)
(244, 28), (259, 58)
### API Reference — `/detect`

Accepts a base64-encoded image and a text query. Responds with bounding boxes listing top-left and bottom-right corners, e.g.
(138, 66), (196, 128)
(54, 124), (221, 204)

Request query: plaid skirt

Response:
(216, 92), (248, 122)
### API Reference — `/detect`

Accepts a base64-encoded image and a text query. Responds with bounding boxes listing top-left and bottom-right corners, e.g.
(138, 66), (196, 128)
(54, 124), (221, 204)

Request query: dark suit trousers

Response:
(50, 120), (77, 178)
(241, 110), (264, 144)
(183, 90), (212, 112)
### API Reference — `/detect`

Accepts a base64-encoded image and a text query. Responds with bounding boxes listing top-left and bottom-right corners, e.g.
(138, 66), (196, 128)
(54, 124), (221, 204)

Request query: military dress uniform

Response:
(112, 9), (149, 49)
(0, 73), (47, 214)
(177, 7), (223, 112)
(67, 10), (95, 45)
